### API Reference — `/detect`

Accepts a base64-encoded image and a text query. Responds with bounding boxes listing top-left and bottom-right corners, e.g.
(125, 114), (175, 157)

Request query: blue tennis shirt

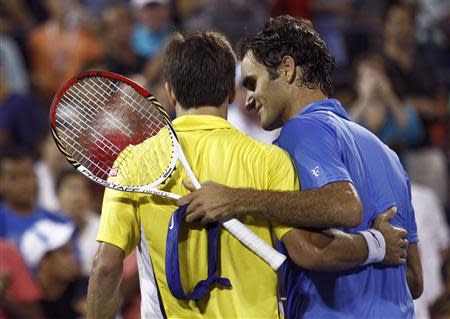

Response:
(275, 99), (417, 318)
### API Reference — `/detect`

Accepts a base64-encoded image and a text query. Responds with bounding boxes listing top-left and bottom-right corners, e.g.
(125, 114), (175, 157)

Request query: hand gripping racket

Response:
(50, 71), (286, 270)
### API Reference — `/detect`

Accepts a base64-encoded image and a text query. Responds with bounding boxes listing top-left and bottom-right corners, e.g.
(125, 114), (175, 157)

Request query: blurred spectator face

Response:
(355, 56), (384, 97)
(384, 5), (415, 46)
(58, 173), (92, 223)
(138, 3), (170, 32)
(103, 6), (132, 46)
(45, 0), (69, 21)
(40, 134), (71, 175)
(40, 243), (80, 282)
(0, 158), (37, 210)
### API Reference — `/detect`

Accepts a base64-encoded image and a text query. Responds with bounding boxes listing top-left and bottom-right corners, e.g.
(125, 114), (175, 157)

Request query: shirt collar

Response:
(172, 115), (234, 132)
(298, 98), (350, 120)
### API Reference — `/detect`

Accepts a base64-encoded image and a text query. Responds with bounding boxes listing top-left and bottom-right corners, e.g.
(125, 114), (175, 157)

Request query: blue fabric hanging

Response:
(165, 204), (231, 300)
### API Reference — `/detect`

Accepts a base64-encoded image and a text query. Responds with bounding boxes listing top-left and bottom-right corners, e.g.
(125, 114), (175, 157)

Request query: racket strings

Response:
(54, 75), (175, 186)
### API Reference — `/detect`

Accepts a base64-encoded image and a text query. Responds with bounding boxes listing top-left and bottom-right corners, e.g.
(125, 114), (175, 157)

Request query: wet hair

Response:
(237, 15), (335, 96)
(164, 31), (236, 109)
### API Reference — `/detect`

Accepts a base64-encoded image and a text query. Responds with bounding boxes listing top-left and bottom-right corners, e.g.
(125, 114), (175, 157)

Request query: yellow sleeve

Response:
(96, 188), (141, 256)
(266, 146), (300, 239)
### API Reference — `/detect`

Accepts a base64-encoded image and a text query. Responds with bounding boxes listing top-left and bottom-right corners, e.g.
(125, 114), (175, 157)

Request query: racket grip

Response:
(221, 218), (286, 270)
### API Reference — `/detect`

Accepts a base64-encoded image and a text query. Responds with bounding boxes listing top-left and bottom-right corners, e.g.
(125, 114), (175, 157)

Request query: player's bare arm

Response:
(178, 180), (362, 228)
(87, 242), (125, 319)
(406, 243), (423, 299)
(282, 208), (409, 271)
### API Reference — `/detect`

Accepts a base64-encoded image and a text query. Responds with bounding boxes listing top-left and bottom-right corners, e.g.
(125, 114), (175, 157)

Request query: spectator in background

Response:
(270, 0), (311, 20)
(411, 183), (450, 319)
(20, 219), (87, 319)
(415, 0), (450, 86)
(175, 0), (270, 46)
(0, 0), (36, 41)
(131, 0), (174, 60)
(120, 250), (141, 319)
(430, 291), (450, 319)
(0, 33), (29, 93)
(0, 148), (69, 246)
(0, 240), (44, 319)
(0, 60), (47, 154)
(56, 170), (100, 276)
(207, 0), (270, 46)
(344, 0), (386, 61)
(311, 0), (351, 66)
(382, 1), (449, 207)
(349, 53), (424, 156)
(82, 0), (128, 20)
(35, 133), (71, 212)
(101, 3), (146, 76)
(173, 0), (211, 32)
(26, 0), (104, 105)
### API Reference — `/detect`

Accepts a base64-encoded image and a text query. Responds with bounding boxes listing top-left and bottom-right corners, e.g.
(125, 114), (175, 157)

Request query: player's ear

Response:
(228, 84), (236, 104)
(281, 55), (296, 84)
(164, 82), (177, 107)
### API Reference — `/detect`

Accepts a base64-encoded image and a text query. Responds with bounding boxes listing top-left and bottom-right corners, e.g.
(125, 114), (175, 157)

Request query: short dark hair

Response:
(163, 31), (236, 109)
(237, 15), (335, 96)
(0, 147), (33, 166)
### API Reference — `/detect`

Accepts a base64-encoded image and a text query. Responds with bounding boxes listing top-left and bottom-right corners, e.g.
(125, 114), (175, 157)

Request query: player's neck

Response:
(284, 88), (327, 122)
(175, 104), (228, 119)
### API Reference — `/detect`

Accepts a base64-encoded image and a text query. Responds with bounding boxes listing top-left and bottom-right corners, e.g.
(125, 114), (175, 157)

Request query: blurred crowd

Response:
(0, 0), (449, 318)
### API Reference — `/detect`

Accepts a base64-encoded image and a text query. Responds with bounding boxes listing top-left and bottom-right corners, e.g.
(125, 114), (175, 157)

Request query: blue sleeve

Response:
(278, 117), (352, 190)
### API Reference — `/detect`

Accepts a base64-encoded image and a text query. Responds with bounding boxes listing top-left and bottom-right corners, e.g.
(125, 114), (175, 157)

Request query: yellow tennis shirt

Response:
(97, 115), (298, 319)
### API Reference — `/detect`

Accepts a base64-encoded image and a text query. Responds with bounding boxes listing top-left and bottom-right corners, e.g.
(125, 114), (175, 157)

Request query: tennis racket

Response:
(50, 71), (286, 270)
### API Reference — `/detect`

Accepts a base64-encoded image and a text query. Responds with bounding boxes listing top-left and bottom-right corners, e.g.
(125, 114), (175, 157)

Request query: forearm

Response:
(316, 232), (368, 272)
(282, 229), (368, 272)
(234, 183), (361, 228)
(87, 259), (123, 319)
(406, 244), (423, 299)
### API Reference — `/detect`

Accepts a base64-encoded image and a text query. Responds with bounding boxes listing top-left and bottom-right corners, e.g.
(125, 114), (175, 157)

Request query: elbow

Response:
(407, 274), (424, 299)
(410, 283), (423, 300)
(289, 252), (327, 271)
(284, 237), (327, 271)
(90, 253), (123, 280)
(288, 248), (324, 270)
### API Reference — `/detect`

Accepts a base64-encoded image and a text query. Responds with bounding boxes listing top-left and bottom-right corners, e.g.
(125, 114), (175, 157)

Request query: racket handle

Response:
(221, 218), (286, 270)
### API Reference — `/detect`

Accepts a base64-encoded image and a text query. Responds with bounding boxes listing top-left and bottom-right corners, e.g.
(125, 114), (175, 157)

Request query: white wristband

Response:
(358, 229), (386, 265)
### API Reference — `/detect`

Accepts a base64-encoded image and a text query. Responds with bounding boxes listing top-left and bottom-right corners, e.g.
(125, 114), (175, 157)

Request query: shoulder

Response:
(279, 113), (337, 149)
(232, 128), (290, 159)
(282, 113), (336, 136)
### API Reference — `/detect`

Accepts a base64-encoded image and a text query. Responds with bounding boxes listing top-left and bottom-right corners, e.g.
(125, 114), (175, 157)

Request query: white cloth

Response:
(20, 219), (75, 268)
(412, 183), (450, 319)
(35, 161), (60, 212)
(227, 103), (280, 144)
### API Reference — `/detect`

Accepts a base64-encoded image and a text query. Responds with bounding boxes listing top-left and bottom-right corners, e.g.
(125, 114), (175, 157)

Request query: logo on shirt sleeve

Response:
(311, 166), (320, 177)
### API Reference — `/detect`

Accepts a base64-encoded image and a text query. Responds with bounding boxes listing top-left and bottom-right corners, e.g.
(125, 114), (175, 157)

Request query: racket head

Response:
(50, 71), (179, 191)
